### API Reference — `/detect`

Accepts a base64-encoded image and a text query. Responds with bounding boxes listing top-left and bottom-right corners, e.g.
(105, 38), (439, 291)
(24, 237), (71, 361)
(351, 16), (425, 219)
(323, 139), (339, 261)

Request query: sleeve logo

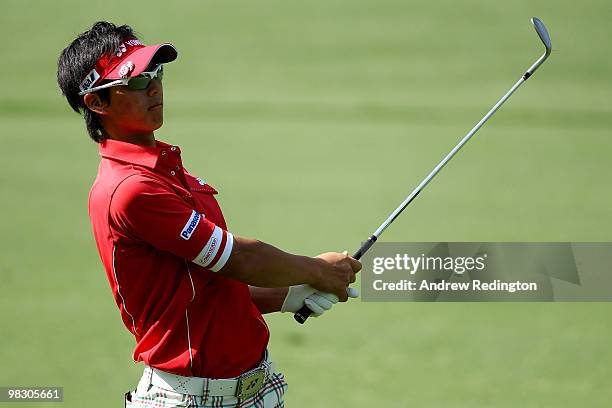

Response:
(201, 237), (218, 264)
(180, 210), (201, 240)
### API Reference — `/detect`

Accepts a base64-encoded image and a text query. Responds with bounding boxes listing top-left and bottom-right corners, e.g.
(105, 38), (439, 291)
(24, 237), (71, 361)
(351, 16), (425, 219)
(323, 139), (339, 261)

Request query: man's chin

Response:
(147, 119), (163, 132)
(153, 120), (163, 131)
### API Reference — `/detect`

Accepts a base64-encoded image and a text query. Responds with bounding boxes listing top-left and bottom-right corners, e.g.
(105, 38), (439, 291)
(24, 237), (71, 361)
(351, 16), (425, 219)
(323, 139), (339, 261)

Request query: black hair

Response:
(57, 21), (138, 143)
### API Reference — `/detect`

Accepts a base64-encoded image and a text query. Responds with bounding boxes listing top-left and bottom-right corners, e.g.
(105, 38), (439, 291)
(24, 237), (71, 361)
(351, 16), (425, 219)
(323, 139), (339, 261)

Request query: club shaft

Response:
(373, 75), (526, 239)
(294, 76), (526, 325)
(294, 76), (527, 325)
(295, 43), (551, 324)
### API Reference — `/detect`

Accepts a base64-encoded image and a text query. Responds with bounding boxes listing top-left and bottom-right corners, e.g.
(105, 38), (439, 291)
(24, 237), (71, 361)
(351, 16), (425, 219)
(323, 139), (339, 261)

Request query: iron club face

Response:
(532, 17), (552, 53)
(524, 17), (552, 79)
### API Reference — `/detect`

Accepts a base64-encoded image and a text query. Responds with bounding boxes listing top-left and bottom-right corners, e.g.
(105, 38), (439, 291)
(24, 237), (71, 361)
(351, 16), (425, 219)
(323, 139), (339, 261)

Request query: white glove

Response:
(281, 285), (359, 317)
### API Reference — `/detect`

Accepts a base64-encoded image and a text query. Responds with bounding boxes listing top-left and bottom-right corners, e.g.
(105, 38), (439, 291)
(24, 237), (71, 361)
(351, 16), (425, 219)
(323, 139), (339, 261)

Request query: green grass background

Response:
(1, 0), (611, 406)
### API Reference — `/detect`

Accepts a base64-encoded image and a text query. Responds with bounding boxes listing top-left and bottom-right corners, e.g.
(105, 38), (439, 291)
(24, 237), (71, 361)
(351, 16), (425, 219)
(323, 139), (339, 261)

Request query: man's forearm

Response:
(220, 237), (323, 288)
(249, 286), (288, 314)
(216, 236), (360, 301)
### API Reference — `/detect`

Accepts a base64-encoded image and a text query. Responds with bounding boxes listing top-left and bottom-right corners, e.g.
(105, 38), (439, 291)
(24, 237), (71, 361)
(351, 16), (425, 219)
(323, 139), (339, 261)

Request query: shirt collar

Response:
(99, 139), (180, 168)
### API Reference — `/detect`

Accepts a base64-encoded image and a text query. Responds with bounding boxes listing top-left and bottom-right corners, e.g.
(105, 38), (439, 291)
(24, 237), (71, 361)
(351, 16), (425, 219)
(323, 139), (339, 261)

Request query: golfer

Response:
(57, 22), (361, 407)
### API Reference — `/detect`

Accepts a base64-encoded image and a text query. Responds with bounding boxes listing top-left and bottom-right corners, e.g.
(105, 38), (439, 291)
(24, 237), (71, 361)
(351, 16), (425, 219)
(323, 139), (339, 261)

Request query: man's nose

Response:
(148, 78), (162, 96)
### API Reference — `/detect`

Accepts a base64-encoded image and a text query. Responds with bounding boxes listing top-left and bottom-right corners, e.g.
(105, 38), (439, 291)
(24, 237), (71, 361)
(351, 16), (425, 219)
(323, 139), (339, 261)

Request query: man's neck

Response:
(106, 132), (156, 147)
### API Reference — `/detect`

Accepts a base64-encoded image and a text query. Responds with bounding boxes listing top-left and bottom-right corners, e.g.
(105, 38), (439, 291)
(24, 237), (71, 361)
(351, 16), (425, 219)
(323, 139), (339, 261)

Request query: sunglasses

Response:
(79, 64), (164, 95)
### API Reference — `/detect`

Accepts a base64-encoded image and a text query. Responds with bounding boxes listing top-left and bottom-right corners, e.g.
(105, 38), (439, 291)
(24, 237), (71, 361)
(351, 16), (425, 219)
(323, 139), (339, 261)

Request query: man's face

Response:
(102, 76), (164, 135)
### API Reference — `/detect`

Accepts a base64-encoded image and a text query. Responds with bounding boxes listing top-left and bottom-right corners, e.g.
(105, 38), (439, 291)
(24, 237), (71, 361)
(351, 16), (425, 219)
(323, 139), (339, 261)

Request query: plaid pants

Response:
(125, 357), (287, 408)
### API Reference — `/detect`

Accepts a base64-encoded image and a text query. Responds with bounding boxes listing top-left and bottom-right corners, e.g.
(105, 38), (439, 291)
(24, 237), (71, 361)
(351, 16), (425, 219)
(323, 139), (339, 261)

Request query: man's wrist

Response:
(304, 257), (325, 289)
(250, 286), (289, 314)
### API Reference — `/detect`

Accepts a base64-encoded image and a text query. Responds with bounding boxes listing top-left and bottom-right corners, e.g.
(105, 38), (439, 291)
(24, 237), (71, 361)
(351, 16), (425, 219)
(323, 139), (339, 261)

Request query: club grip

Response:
(293, 236), (376, 324)
(293, 306), (312, 324)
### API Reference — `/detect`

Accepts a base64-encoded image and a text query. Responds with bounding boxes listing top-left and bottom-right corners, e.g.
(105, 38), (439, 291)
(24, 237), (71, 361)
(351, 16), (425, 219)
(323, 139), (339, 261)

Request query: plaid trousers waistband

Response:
(128, 352), (287, 408)
(140, 361), (276, 397)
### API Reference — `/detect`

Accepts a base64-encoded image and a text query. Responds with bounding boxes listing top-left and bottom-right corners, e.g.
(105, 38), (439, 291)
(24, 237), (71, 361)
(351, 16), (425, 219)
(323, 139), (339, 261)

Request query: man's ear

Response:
(83, 93), (110, 115)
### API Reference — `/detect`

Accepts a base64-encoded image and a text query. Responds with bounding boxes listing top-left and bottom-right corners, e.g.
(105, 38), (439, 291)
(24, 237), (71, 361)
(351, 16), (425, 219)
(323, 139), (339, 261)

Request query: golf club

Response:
(295, 17), (553, 324)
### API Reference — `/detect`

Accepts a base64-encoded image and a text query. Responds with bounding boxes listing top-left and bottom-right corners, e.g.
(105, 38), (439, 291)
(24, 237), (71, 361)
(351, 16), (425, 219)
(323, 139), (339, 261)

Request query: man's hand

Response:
(281, 284), (359, 317)
(310, 251), (361, 301)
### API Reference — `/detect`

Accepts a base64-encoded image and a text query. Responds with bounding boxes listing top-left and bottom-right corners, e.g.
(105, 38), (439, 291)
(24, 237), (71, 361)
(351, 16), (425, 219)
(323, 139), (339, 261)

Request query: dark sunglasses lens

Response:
(126, 67), (163, 90)
(127, 76), (152, 90)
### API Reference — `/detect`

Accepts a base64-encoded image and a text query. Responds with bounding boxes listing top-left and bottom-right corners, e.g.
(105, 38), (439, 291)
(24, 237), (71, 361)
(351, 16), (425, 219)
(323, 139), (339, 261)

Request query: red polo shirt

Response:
(88, 139), (269, 378)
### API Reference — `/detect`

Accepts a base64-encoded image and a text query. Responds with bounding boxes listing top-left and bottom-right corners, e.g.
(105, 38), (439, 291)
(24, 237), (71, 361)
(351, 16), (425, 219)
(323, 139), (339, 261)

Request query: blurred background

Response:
(1, 0), (611, 406)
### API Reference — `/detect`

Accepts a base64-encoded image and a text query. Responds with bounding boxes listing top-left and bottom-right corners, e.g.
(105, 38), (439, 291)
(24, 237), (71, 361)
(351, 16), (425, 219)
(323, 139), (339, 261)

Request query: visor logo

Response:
(115, 39), (144, 57)
(115, 43), (127, 57)
(118, 61), (135, 78)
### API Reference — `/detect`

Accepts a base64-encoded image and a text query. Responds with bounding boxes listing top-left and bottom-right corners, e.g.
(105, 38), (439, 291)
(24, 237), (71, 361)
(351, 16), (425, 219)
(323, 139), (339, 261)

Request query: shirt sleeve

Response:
(109, 174), (234, 272)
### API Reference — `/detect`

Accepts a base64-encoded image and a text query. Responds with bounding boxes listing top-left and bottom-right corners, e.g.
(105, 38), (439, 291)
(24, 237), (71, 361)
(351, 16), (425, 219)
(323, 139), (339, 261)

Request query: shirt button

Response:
(170, 171), (176, 176)
(170, 146), (177, 151)
(161, 150), (167, 156)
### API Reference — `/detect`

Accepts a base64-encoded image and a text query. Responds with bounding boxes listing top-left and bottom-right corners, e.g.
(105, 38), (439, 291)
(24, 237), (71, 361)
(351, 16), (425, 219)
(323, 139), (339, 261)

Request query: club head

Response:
(524, 17), (552, 78)
(531, 17), (552, 54)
